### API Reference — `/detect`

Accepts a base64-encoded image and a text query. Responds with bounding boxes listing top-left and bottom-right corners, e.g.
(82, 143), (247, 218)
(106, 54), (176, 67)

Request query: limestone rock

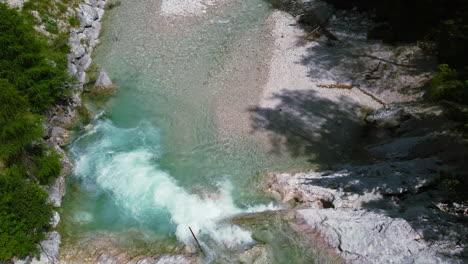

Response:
(153, 255), (198, 264)
(78, 4), (99, 27)
(46, 176), (66, 207)
(48, 126), (71, 146)
(51, 211), (61, 229)
(296, 209), (452, 263)
(71, 43), (85, 59)
(91, 71), (118, 97)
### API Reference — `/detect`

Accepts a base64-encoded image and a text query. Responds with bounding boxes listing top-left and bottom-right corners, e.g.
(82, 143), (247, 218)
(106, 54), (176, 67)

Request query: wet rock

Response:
(238, 244), (269, 264)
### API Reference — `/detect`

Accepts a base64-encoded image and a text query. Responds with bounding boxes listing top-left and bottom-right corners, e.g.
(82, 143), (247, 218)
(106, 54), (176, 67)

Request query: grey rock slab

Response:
(296, 209), (453, 264)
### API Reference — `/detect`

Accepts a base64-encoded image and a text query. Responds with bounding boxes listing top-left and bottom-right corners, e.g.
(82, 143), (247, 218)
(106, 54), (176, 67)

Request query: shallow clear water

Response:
(60, 0), (319, 262)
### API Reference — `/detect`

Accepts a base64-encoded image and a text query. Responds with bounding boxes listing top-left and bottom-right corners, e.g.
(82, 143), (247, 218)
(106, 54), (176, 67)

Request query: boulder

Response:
(90, 71), (118, 97)
(296, 209), (451, 263)
(78, 4), (99, 27)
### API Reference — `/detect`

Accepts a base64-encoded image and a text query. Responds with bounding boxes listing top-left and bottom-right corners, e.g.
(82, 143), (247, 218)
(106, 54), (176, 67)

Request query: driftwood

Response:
(189, 227), (205, 255)
(317, 83), (386, 106)
(294, 24), (339, 47)
(317, 83), (353, 89)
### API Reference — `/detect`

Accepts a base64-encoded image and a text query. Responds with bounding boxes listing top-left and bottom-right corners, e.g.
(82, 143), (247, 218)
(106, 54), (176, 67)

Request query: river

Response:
(58, 0), (329, 262)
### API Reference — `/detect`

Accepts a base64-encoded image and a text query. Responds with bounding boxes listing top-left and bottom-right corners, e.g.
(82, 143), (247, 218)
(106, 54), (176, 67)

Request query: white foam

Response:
(72, 120), (278, 248)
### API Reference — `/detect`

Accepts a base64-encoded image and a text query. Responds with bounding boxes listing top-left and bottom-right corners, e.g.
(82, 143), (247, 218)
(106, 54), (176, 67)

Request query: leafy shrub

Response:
(0, 79), (43, 161)
(33, 150), (62, 185)
(429, 64), (468, 104)
(43, 16), (59, 34)
(68, 16), (80, 27)
(0, 3), (68, 112)
(439, 171), (468, 202)
(0, 170), (53, 261)
(325, 0), (468, 68)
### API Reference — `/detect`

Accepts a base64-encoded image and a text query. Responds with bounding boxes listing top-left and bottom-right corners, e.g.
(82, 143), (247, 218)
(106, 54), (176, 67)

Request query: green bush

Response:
(429, 64), (468, 104)
(326, 0), (468, 67)
(0, 3), (68, 112)
(68, 16), (80, 27)
(0, 2), (73, 261)
(0, 170), (53, 261)
(0, 79), (43, 161)
(33, 150), (62, 185)
(439, 171), (468, 202)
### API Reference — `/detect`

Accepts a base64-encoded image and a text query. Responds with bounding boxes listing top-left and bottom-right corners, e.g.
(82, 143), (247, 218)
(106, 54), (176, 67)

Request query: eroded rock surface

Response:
(295, 209), (452, 263)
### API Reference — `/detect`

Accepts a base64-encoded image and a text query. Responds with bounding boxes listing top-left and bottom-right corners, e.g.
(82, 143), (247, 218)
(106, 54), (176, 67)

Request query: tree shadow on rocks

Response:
(249, 89), (369, 166)
(296, 10), (436, 99)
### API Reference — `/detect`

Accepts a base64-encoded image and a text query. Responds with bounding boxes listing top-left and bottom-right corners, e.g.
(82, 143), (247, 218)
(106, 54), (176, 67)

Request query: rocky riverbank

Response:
(262, 1), (467, 263)
(5, 0), (107, 263)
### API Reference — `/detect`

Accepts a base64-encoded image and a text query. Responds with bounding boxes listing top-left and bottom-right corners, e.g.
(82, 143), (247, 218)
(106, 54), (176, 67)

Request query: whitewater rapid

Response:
(69, 118), (278, 249)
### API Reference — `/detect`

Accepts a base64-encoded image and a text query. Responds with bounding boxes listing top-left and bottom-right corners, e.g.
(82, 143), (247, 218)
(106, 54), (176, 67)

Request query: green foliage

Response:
(0, 171), (53, 261)
(326, 0), (468, 67)
(43, 16), (59, 34)
(0, 2), (76, 261)
(323, 1), (468, 107)
(429, 64), (468, 104)
(105, 1), (122, 10)
(439, 171), (468, 202)
(68, 15), (80, 27)
(0, 79), (43, 161)
(33, 150), (62, 185)
(0, 3), (68, 112)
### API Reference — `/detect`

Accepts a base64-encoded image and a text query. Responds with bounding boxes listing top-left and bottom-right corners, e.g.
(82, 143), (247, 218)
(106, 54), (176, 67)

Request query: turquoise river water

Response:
(59, 0), (335, 263)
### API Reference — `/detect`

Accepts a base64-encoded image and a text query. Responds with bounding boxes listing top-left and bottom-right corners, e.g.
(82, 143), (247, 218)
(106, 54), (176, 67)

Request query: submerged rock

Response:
(94, 253), (198, 264)
(237, 244), (269, 264)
